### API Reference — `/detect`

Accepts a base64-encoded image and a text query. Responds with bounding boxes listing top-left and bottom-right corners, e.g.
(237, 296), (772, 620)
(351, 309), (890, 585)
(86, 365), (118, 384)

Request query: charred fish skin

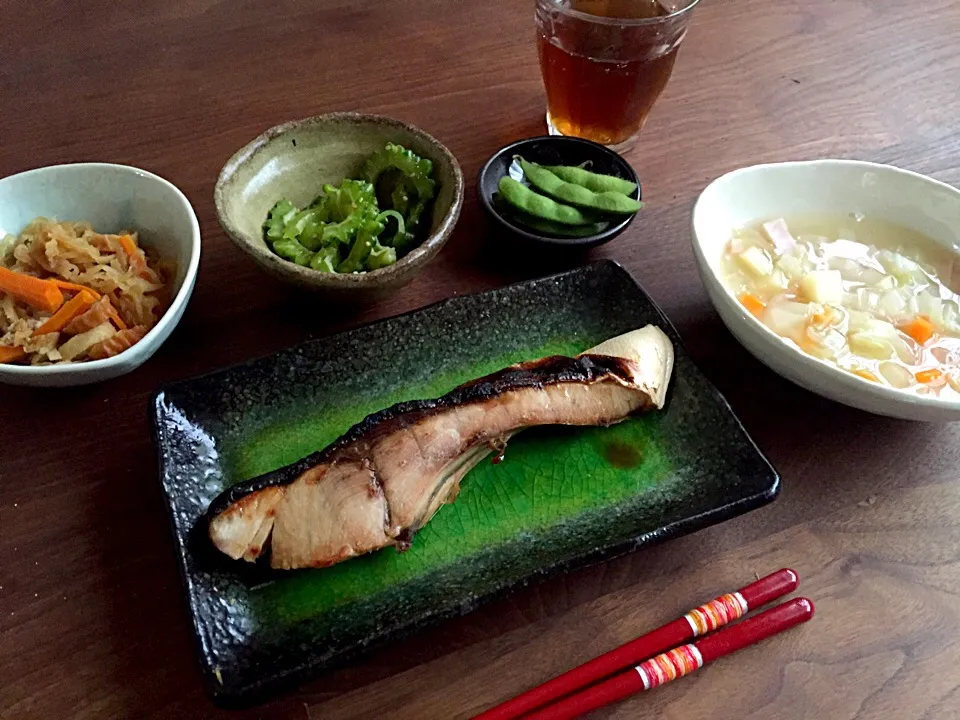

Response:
(204, 353), (639, 517)
(206, 325), (675, 570)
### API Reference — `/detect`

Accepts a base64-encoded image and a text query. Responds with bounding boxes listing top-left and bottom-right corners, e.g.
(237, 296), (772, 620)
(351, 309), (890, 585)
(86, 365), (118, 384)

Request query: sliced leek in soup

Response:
(723, 214), (960, 399)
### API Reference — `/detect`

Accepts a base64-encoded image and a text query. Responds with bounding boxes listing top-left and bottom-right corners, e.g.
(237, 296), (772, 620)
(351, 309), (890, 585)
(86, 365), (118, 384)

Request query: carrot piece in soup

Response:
(739, 292), (766, 318)
(902, 315), (936, 345)
(915, 368), (943, 384)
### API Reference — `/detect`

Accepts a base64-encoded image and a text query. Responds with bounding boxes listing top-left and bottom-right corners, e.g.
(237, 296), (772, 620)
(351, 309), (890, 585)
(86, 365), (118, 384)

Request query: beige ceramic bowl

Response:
(214, 113), (463, 300)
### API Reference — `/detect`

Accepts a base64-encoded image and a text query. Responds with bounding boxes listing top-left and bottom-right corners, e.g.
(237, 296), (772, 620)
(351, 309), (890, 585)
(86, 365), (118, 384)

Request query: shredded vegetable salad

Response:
(0, 218), (173, 365)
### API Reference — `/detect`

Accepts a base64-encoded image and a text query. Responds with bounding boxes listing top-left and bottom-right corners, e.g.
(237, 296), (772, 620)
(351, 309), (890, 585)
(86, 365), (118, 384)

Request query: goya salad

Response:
(263, 143), (437, 274)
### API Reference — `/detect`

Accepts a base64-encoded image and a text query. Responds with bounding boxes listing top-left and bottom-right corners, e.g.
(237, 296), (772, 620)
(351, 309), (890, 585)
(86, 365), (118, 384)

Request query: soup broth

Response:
(723, 214), (960, 400)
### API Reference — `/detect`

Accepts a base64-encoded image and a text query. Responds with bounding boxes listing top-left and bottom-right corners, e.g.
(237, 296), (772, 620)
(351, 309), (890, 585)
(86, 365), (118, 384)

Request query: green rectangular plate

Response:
(151, 261), (779, 705)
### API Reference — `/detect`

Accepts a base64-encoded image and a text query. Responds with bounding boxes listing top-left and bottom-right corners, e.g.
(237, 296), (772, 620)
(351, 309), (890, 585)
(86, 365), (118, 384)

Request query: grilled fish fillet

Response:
(207, 325), (674, 570)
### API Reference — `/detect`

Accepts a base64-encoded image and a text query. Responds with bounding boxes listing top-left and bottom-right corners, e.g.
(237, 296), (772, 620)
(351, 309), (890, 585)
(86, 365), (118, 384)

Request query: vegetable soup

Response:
(723, 214), (960, 399)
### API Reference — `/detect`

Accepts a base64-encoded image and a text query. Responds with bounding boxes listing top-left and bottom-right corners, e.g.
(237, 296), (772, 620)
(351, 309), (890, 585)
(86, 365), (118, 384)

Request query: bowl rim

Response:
(213, 112), (465, 287)
(0, 162), (201, 377)
(691, 157), (960, 414)
(477, 135), (640, 247)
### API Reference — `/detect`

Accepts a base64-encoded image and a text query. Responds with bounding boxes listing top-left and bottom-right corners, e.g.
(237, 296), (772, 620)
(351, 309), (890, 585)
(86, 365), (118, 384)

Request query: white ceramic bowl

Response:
(692, 159), (960, 422)
(0, 163), (201, 387)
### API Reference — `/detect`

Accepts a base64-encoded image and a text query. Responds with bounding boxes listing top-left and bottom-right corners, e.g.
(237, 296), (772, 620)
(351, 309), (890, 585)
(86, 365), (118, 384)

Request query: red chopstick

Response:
(473, 569), (798, 720)
(524, 597), (815, 720)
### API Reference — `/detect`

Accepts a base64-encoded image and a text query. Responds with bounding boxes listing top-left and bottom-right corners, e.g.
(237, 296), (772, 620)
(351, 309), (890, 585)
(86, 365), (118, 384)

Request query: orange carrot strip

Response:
(915, 368), (943, 384)
(0, 267), (64, 313)
(107, 305), (128, 330)
(119, 234), (154, 280)
(739, 292), (766, 318)
(0, 345), (27, 363)
(853, 369), (879, 382)
(118, 233), (139, 254)
(34, 290), (97, 335)
(50, 279), (101, 299)
(64, 296), (121, 336)
(901, 315), (936, 345)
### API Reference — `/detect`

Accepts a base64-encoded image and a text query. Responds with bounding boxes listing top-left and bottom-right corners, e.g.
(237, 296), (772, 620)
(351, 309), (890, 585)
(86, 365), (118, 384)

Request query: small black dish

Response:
(478, 136), (641, 248)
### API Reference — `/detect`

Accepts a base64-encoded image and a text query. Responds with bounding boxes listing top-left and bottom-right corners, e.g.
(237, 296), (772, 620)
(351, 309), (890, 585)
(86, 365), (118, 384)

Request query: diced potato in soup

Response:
(722, 214), (960, 400)
(799, 270), (844, 304)
(736, 246), (773, 277)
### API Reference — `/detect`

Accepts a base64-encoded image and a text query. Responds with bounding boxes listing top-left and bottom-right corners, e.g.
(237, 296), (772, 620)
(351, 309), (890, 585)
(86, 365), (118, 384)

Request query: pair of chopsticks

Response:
(473, 569), (812, 720)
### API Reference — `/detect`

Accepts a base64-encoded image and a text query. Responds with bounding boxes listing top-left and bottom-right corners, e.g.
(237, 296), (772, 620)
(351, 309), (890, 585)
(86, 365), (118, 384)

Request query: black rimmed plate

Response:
(151, 261), (778, 705)
(478, 136), (641, 247)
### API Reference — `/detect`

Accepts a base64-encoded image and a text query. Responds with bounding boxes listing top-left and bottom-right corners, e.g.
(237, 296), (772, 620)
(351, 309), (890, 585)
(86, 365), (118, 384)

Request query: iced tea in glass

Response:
(535, 0), (699, 150)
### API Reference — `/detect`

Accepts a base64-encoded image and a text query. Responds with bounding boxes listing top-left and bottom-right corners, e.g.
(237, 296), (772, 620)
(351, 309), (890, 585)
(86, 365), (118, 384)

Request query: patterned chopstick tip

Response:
(636, 644), (703, 690)
(684, 592), (748, 636)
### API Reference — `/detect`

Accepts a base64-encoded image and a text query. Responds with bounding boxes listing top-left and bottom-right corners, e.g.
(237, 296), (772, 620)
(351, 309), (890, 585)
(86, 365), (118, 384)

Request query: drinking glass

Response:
(535, 0), (700, 151)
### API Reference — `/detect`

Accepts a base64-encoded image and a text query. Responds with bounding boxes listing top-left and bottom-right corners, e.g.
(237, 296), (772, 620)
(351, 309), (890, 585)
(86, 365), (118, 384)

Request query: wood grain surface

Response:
(2, 0), (960, 718)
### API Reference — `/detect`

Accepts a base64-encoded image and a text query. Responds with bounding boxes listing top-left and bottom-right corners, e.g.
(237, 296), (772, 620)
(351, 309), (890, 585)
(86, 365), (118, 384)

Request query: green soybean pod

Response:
(493, 192), (609, 237)
(497, 176), (592, 226)
(520, 160), (643, 215)
(543, 164), (638, 197)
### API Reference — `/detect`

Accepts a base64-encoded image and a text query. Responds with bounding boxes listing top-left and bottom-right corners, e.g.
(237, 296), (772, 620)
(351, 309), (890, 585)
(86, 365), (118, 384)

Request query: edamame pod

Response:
(542, 164), (638, 197)
(520, 160), (644, 215)
(497, 176), (593, 226)
(493, 193), (609, 237)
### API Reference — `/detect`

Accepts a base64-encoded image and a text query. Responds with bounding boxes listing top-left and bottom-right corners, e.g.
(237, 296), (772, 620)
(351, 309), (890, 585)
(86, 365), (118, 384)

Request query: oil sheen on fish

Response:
(207, 326), (675, 570)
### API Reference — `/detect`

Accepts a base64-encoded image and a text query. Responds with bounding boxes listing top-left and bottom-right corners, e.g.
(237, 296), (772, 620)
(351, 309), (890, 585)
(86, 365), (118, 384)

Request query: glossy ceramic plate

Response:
(151, 261), (779, 705)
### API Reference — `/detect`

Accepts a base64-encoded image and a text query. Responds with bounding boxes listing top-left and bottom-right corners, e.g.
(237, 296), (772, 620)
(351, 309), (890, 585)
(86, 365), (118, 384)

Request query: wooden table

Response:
(3, 0), (960, 717)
